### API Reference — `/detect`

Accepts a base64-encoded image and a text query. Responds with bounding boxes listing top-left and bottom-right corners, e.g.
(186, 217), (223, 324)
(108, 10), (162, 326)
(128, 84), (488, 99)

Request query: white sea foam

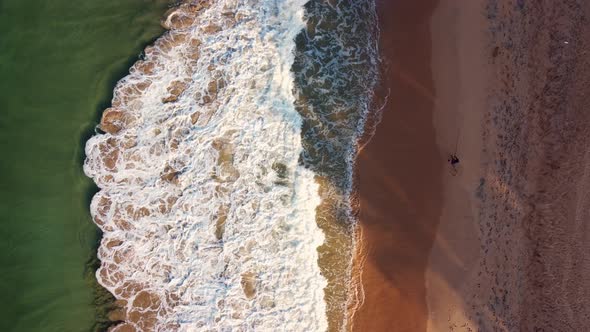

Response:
(84, 1), (328, 330)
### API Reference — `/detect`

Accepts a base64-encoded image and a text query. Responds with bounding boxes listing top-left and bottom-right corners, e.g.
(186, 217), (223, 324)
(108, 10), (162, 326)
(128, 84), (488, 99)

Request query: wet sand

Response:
(352, 1), (443, 331)
(354, 0), (590, 331)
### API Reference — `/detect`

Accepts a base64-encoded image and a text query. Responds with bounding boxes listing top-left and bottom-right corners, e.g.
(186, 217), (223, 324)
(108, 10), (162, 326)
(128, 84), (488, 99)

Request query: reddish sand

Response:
(351, 1), (443, 331)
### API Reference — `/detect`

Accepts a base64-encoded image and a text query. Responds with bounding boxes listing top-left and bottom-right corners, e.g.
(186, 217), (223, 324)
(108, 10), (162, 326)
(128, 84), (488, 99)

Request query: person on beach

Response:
(448, 154), (460, 176)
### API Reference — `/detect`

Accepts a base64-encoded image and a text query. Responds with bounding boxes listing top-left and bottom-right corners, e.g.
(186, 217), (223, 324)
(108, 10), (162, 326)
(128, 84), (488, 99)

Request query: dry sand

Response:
(427, 1), (590, 330)
(353, 0), (590, 331)
(426, 0), (487, 330)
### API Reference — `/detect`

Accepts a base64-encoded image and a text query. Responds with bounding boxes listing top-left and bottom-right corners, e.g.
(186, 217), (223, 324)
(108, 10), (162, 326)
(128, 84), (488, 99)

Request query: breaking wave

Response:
(85, 1), (327, 330)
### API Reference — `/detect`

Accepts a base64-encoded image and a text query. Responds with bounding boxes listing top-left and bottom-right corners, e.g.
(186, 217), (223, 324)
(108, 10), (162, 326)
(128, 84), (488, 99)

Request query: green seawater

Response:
(0, 1), (169, 331)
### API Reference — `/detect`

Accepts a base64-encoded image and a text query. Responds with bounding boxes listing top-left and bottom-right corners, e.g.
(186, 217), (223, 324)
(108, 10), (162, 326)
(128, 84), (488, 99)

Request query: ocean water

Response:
(83, 0), (378, 331)
(0, 1), (169, 331)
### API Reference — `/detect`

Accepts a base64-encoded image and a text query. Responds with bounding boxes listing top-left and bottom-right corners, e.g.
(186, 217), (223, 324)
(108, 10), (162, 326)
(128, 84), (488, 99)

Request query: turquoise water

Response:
(0, 1), (168, 331)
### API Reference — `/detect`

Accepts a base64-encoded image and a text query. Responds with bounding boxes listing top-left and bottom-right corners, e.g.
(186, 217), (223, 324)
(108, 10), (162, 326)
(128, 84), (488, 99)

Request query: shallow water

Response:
(0, 1), (168, 331)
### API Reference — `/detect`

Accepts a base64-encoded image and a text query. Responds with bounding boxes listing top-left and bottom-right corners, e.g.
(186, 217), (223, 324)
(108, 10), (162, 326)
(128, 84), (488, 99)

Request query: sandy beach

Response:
(353, 0), (590, 331)
(425, 0), (487, 330)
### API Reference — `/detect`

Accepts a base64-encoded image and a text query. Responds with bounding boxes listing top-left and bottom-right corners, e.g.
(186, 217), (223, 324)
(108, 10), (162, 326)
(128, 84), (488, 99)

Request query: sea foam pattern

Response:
(84, 1), (327, 331)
